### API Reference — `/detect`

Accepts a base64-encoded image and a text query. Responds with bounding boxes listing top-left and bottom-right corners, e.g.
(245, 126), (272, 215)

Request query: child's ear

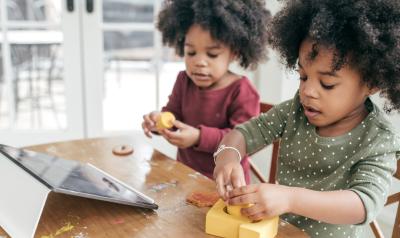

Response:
(229, 52), (237, 62)
(368, 87), (379, 96)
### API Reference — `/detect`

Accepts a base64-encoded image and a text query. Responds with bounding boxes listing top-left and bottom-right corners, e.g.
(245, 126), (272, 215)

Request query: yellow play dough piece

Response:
(156, 112), (175, 130)
(206, 199), (278, 238)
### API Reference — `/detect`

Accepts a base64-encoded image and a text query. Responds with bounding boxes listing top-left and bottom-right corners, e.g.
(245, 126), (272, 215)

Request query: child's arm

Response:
(214, 129), (248, 199)
(214, 99), (292, 199)
(229, 150), (398, 225)
(228, 184), (365, 224)
(289, 187), (365, 224)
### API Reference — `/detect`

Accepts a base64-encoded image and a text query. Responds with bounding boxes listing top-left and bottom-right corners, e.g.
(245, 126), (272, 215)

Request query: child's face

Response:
(184, 24), (235, 89)
(298, 38), (372, 133)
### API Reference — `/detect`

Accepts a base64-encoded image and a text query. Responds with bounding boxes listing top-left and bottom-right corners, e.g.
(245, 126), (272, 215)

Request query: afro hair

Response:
(157, 0), (271, 69)
(268, 0), (400, 112)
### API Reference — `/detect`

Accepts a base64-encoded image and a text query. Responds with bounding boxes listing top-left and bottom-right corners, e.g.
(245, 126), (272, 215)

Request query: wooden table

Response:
(0, 135), (309, 238)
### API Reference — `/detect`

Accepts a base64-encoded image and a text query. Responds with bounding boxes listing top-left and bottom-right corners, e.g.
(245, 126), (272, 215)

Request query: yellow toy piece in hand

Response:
(156, 112), (176, 130)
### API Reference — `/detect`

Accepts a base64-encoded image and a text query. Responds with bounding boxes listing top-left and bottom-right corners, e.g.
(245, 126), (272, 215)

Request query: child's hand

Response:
(227, 183), (292, 221)
(142, 111), (161, 138)
(214, 157), (246, 201)
(159, 120), (200, 149)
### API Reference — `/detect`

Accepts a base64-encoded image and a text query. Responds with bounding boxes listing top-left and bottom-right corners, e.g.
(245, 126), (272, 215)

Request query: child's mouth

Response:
(193, 73), (210, 80)
(303, 105), (321, 118)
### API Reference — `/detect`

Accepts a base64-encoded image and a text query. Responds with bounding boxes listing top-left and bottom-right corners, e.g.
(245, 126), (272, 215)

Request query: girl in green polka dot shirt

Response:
(213, 0), (400, 237)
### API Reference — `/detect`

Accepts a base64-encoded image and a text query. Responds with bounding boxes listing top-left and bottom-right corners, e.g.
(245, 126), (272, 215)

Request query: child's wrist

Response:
(213, 144), (242, 165)
(286, 186), (301, 214)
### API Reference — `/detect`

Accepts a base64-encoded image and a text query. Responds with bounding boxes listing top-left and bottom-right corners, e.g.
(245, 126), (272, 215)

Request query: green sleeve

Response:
(348, 152), (397, 225)
(235, 99), (291, 154)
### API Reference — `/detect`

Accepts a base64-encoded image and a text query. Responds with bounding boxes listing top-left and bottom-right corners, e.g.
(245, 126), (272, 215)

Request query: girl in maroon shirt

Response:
(142, 0), (271, 183)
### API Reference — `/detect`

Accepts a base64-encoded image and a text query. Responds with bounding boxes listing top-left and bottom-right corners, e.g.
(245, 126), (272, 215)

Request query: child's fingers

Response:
(247, 210), (266, 222)
(149, 112), (160, 122)
(144, 130), (152, 138)
(231, 168), (246, 188)
(172, 120), (186, 129)
(242, 203), (264, 217)
(166, 138), (181, 146)
(244, 205), (275, 220)
(228, 184), (258, 198)
(143, 114), (155, 127)
(141, 122), (153, 138)
(215, 173), (227, 199)
(228, 192), (254, 206)
(162, 128), (181, 140)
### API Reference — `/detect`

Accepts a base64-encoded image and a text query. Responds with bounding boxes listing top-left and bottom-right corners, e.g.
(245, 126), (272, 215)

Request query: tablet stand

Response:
(0, 154), (50, 238)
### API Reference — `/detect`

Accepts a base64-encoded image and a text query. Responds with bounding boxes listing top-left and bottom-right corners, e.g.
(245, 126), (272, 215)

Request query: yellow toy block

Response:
(206, 199), (278, 238)
(239, 217), (279, 238)
(156, 112), (175, 130)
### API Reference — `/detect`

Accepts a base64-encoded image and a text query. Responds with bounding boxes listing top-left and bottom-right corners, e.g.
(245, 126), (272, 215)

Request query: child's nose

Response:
(301, 80), (318, 98)
(195, 57), (207, 67)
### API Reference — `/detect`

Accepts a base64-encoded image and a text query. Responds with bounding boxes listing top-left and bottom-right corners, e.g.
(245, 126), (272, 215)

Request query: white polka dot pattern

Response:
(236, 93), (400, 238)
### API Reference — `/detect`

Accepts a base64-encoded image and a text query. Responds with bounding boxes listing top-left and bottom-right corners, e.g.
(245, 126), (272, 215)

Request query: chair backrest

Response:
(249, 102), (279, 184)
(370, 159), (400, 238)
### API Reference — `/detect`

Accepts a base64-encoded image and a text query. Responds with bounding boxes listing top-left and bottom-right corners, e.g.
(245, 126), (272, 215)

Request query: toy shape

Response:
(156, 112), (176, 130)
(112, 145), (134, 156)
(206, 199), (278, 238)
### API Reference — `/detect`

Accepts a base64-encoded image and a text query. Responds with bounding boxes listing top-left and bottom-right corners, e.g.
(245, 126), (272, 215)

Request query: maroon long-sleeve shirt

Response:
(162, 71), (260, 183)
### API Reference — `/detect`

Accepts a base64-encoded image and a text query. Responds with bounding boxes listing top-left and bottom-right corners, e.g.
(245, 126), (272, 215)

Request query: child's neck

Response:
(201, 71), (241, 91)
(316, 105), (369, 137)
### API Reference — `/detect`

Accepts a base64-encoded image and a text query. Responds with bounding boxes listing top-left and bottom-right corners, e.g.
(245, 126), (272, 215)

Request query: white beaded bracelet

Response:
(213, 144), (242, 164)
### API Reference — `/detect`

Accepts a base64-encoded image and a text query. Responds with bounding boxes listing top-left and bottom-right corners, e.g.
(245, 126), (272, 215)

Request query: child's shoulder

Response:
(232, 75), (256, 90)
(226, 75), (260, 99)
(366, 99), (399, 135)
(360, 99), (400, 155)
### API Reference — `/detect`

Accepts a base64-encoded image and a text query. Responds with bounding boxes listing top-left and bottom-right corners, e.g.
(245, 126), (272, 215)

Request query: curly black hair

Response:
(157, 0), (271, 69)
(268, 0), (400, 112)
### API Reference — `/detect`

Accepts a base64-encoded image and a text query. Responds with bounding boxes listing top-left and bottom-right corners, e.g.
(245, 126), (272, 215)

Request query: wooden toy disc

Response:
(112, 145), (134, 156)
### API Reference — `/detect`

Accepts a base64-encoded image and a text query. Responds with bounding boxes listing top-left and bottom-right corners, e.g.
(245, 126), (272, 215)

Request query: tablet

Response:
(0, 144), (158, 210)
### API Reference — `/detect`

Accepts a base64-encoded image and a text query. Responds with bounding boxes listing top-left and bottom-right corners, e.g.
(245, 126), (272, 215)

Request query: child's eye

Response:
(321, 82), (335, 90)
(207, 53), (218, 58)
(299, 76), (307, 81)
(187, 52), (196, 56)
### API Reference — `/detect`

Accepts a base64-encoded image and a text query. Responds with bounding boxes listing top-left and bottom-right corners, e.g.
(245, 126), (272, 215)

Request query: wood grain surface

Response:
(0, 135), (309, 238)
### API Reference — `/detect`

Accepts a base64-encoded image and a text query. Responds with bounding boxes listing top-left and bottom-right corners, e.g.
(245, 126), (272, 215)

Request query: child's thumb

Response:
(173, 120), (186, 129)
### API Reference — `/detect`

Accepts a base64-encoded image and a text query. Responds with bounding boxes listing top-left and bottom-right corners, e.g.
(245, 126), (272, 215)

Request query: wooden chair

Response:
(370, 159), (400, 238)
(249, 102), (280, 184)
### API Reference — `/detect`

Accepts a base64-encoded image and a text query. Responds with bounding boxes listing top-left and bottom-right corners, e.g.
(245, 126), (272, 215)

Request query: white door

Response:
(81, 0), (184, 137)
(0, 0), (186, 146)
(0, 0), (85, 146)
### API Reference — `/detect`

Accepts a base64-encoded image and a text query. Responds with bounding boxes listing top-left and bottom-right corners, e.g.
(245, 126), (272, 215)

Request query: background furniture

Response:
(250, 102), (280, 184)
(370, 160), (400, 238)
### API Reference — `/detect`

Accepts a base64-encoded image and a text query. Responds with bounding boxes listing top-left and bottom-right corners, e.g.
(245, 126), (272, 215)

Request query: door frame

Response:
(0, 0), (85, 146)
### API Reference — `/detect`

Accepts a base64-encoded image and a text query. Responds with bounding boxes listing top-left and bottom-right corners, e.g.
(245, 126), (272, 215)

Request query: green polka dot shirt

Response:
(236, 93), (400, 238)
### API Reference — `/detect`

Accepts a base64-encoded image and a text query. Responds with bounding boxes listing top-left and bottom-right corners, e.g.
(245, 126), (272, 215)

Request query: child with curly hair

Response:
(142, 0), (271, 183)
(213, 0), (400, 237)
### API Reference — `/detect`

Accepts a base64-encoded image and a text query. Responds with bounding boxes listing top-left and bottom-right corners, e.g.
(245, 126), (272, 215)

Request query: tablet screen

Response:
(0, 144), (158, 209)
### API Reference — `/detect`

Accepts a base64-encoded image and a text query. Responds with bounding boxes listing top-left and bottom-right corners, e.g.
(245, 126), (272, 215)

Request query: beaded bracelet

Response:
(213, 144), (242, 164)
